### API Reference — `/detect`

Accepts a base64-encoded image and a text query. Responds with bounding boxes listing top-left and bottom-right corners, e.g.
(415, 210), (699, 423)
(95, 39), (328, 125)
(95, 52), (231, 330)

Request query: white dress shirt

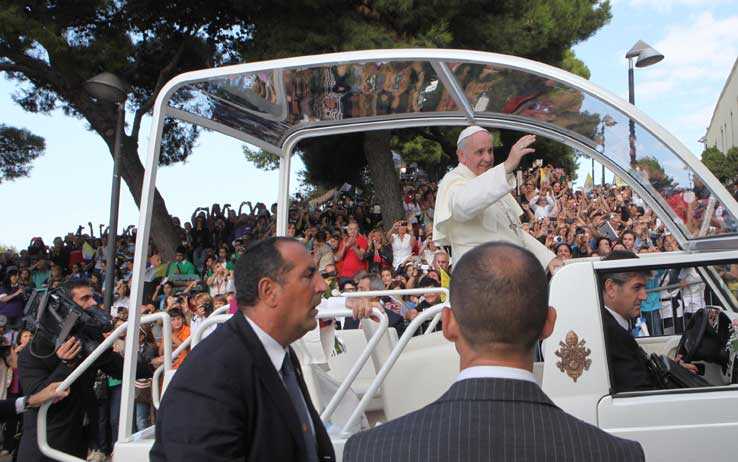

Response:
(15, 396), (25, 414)
(245, 315), (315, 435)
(245, 316), (287, 373)
(455, 365), (537, 384)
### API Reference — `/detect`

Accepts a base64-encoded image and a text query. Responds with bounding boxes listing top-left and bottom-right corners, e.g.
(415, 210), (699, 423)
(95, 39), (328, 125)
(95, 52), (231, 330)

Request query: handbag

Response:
(134, 378), (153, 404)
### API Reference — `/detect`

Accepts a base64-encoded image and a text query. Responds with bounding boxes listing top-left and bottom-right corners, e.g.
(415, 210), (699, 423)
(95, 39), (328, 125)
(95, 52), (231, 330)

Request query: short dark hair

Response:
(554, 242), (571, 254)
(234, 237), (299, 307)
(418, 276), (440, 288)
(63, 278), (91, 295)
(599, 250), (648, 287)
(449, 242), (548, 352)
(359, 273), (384, 291)
(595, 236), (611, 249)
(168, 308), (184, 319)
(620, 229), (636, 240)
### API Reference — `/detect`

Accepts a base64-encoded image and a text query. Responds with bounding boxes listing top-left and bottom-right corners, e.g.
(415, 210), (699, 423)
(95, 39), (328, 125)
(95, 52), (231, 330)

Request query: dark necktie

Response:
(281, 354), (319, 462)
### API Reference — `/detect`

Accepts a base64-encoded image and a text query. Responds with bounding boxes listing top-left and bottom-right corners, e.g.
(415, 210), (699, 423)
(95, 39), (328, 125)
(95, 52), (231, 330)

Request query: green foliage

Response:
(728, 147), (738, 179)
(0, 124), (46, 183)
(1, 0), (611, 195)
(392, 134), (447, 181)
(635, 156), (675, 191)
(299, 134), (370, 189)
(243, 0), (611, 186)
(243, 145), (280, 171)
(702, 146), (738, 184)
(561, 49), (591, 79)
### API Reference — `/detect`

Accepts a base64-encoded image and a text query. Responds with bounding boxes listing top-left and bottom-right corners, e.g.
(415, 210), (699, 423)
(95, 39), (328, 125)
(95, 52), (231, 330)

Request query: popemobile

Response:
(35, 49), (738, 462)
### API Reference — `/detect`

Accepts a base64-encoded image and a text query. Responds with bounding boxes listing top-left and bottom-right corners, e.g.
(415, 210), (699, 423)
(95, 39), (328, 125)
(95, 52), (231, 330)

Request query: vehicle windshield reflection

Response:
(165, 56), (738, 240)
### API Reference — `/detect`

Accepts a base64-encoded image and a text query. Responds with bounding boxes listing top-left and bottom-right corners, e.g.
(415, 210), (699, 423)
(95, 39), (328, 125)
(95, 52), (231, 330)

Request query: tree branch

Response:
(0, 45), (66, 89)
(131, 40), (187, 139)
(0, 63), (35, 75)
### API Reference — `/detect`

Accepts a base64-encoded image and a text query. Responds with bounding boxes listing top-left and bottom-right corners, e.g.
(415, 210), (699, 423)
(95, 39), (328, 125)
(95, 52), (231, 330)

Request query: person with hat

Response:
(433, 126), (554, 268)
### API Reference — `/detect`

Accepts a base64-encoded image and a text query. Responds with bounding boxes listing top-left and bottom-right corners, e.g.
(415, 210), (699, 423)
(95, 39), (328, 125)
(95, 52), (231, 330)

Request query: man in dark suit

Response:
(599, 250), (659, 392)
(18, 280), (130, 461)
(344, 242), (644, 462)
(0, 381), (68, 419)
(151, 237), (335, 462)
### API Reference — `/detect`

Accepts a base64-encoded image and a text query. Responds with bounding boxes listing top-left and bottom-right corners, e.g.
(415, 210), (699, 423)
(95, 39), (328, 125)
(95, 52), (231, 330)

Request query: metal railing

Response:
(340, 287), (448, 337)
(190, 313), (232, 348)
(339, 302), (447, 437)
(151, 304), (389, 428)
(151, 305), (231, 409)
(318, 307), (387, 424)
(37, 312), (172, 462)
(152, 299), (397, 431)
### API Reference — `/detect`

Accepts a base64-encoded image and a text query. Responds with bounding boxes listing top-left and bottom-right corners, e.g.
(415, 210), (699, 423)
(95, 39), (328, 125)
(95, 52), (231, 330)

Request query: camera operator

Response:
(17, 279), (142, 461)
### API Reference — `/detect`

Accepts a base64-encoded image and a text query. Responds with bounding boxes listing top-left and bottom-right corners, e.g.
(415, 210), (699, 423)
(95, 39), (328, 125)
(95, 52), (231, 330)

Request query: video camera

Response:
(23, 288), (113, 359)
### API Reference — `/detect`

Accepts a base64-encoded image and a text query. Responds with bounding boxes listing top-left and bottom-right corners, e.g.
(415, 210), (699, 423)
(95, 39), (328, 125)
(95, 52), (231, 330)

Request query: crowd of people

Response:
(1, 158), (737, 460)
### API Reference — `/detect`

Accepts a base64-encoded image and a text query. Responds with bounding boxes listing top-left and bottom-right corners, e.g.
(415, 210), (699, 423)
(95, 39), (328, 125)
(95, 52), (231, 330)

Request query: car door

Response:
(595, 249), (738, 462)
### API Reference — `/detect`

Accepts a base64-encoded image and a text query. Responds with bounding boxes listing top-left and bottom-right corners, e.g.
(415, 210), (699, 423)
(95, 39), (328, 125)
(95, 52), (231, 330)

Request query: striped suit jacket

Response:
(343, 378), (644, 462)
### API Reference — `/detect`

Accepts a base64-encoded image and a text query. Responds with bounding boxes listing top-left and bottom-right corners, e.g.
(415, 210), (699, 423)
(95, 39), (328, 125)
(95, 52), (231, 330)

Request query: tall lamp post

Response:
(625, 40), (664, 166)
(84, 72), (129, 311)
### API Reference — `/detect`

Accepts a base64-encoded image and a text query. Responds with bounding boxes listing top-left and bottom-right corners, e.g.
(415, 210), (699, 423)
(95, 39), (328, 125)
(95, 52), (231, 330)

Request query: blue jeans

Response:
(135, 401), (152, 432)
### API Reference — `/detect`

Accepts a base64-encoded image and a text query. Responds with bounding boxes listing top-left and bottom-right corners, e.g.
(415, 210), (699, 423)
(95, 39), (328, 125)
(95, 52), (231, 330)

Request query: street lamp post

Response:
(625, 40), (664, 166)
(84, 72), (129, 311)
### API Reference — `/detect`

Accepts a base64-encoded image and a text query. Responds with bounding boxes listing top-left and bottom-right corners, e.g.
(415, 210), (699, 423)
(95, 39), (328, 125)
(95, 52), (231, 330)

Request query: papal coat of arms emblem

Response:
(555, 331), (592, 382)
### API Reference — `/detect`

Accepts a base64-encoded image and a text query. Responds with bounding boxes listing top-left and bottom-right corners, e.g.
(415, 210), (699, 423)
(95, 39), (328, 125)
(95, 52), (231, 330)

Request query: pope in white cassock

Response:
(433, 126), (555, 269)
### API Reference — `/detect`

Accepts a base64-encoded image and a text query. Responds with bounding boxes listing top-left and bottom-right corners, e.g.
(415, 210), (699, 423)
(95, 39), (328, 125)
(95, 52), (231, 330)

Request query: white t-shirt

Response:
(391, 233), (413, 269)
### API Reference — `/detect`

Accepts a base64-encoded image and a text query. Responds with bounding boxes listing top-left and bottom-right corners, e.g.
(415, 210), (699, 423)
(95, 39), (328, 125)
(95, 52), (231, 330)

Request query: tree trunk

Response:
(118, 136), (179, 261)
(363, 131), (404, 229)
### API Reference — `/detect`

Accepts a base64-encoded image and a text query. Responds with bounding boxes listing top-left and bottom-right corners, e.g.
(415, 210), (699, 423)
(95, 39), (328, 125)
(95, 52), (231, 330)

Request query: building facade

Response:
(705, 58), (738, 153)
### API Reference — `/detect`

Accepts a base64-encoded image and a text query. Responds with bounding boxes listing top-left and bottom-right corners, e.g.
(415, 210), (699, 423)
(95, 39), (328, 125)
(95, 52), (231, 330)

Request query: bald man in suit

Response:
(344, 242), (644, 462)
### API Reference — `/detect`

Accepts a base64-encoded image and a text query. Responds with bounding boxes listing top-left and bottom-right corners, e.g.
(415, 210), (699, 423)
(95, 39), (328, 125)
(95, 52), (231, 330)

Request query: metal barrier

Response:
(37, 312), (173, 462)
(151, 306), (232, 409)
(150, 339), (188, 410)
(318, 308), (387, 423)
(153, 305), (389, 425)
(337, 287), (449, 435)
(341, 287), (448, 338)
(210, 305), (231, 317)
(340, 303), (446, 437)
(190, 314), (232, 348)
(38, 288), (445, 460)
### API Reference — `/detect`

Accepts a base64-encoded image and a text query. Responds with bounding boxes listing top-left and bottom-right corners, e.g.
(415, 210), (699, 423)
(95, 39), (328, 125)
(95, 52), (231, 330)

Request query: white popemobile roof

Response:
(113, 49), (738, 448)
(143, 48), (737, 249)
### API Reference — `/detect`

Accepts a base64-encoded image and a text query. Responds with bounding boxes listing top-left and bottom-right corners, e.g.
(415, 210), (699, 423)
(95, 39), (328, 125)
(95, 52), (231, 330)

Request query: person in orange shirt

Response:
(155, 308), (191, 369)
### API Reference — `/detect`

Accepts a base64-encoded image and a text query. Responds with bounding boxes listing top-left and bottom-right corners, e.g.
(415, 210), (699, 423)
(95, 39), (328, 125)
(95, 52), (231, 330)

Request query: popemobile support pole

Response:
(116, 101), (168, 444)
(276, 153), (291, 237)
